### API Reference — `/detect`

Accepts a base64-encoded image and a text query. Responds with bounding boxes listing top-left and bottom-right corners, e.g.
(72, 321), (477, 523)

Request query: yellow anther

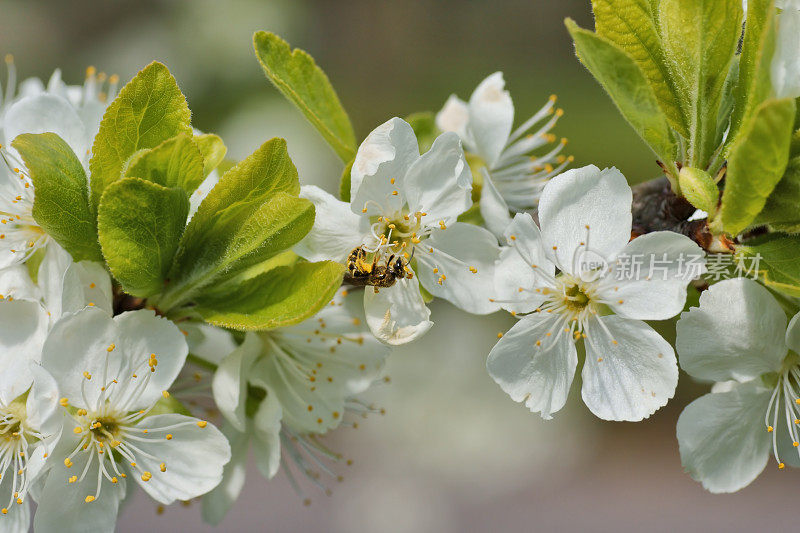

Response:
(64, 458), (73, 468)
(162, 391), (170, 399)
(68, 476), (77, 483)
(77, 409), (87, 416)
(85, 495), (95, 503)
(160, 463), (167, 472)
(111, 477), (118, 483)
(106, 344), (115, 352)
(768, 426), (774, 433)
(197, 420), (208, 428)
(83, 371), (91, 380)
(86, 66), (96, 77)
(73, 427), (83, 434)
(779, 462), (786, 469)
(497, 332), (504, 339)
(59, 398), (69, 407)
(391, 190), (398, 196)
(469, 266), (477, 273)
(141, 472), (152, 481)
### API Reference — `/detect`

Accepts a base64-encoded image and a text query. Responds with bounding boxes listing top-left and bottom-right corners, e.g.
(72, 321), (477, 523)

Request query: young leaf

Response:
(729, 0), (777, 150)
(566, 19), (677, 169)
(126, 133), (205, 194)
(678, 167), (719, 217)
(591, 0), (688, 137)
(659, 0), (742, 168)
(253, 31), (357, 162)
(162, 138), (313, 309)
(97, 177), (189, 298)
(737, 235), (800, 297)
(195, 133), (227, 178)
(194, 260), (344, 330)
(89, 61), (192, 210)
(754, 157), (800, 233)
(12, 132), (102, 262)
(719, 98), (796, 235)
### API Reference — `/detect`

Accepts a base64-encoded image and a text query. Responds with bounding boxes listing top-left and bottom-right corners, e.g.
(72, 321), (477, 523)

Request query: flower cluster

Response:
(3, 0), (800, 528)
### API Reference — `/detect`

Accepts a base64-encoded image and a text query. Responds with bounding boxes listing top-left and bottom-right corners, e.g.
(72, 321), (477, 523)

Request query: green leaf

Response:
(659, 0), (742, 167)
(719, 98), (796, 235)
(729, 0), (777, 150)
(12, 133), (102, 262)
(591, 0), (688, 137)
(253, 31), (356, 162)
(678, 167), (719, 216)
(738, 235), (800, 297)
(195, 133), (227, 178)
(754, 157), (800, 233)
(162, 139), (313, 309)
(97, 177), (189, 297)
(89, 62), (192, 210)
(126, 133), (205, 194)
(566, 19), (677, 168)
(194, 260), (344, 331)
(339, 159), (353, 202)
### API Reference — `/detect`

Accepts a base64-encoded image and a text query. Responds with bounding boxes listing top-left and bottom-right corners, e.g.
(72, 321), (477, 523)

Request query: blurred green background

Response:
(3, 1), (797, 531)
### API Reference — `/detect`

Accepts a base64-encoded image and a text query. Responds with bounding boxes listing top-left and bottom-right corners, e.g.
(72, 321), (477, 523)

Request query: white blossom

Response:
(676, 278), (800, 493)
(487, 165), (705, 421)
(296, 117), (501, 345)
(436, 72), (570, 236)
(196, 288), (390, 524)
(33, 308), (230, 533)
(0, 62), (116, 267)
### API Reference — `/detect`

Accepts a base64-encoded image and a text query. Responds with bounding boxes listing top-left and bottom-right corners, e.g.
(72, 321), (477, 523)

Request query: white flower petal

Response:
(62, 261), (113, 316)
(34, 436), (127, 533)
(295, 185), (370, 263)
(350, 117), (419, 216)
(363, 275), (433, 345)
(538, 165), (632, 274)
(5, 94), (88, 159)
(42, 309), (187, 410)
(403, 131), (472, 225)
(253, 391), (283, 480)
(467, 72), (514, 168)
(493, 247), (543, 315)
(416, 222), (501, 314)
(479, 168), (512, 239)
(113, 310), (189, 409)
(132, 414), (230, 504)
(184, 322), (238, 366)
(212, 332), (262, 431)
(25, 362), (60, 433)
(0, 299), (48, 369)
(603, 231), (706, 320)
(581, 316), (677, 421)
(435, 94), (470, 142)
(0, 359), (33, 406)
(676, 278), (787, 382)
(201, 425), (249, 526)
(785, 311), (800, 354)
(771, 4), (800, 99)
(486, 314), (577, 419)
(0, 264), (39, 301)
(676, 382), (772, 493)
